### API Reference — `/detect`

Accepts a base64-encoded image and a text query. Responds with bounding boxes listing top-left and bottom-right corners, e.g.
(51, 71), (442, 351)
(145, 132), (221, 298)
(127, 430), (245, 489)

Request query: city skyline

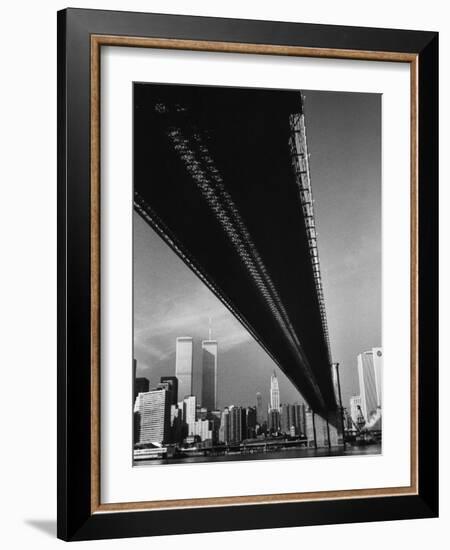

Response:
(134, 341), (382, 420)
(132, 334), (379, 462)
(132, 336), (381, 465)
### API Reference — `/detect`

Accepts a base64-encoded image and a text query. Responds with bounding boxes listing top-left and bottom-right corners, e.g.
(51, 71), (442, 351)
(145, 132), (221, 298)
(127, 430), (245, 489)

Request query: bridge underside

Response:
(134, 83), (338, 419)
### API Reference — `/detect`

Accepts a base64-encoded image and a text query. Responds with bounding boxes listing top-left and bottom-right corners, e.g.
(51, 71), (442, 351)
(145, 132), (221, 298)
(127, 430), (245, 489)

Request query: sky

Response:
(133, 89), (381, 412)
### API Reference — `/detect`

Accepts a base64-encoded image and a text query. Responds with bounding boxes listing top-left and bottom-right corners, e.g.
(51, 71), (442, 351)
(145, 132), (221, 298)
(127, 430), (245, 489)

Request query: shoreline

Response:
(134, 442), (382, 467)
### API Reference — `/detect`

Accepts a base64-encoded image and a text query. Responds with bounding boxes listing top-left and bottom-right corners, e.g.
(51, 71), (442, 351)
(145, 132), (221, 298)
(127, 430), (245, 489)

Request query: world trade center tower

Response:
(201, 339), (218, 411)
(175, 337), (193, 401)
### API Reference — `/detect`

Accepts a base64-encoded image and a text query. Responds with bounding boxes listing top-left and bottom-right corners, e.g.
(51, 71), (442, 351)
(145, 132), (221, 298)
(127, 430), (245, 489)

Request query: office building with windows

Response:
(175, 337), (193, 401)
(137, 389), (171, 445)
(357, 348), (382, 421)
(268, 408), (281, 434)
(246, 406), (257, 439)
(229, 406), (243, 444)
(270, 372), (280, 412)
(134, 377), (150, 400)
(256, 392), (264, 424)
(372, 347), (383, 408)
(160, 376), (178, 405)
(201, 339), (218, 411)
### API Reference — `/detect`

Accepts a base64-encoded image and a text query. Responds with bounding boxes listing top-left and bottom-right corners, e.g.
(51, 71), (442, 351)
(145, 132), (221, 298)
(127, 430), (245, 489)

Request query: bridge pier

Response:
(326, 418), (331, 449)
(312, 411), (318, 449)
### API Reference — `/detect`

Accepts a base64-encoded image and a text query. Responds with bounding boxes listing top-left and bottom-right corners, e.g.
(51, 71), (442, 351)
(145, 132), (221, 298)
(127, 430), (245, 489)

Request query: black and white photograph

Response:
(132, 83), (382, 466)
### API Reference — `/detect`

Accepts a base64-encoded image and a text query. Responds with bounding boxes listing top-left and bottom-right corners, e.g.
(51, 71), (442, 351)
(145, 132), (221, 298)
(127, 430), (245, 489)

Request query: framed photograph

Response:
(57, 8), (438, 541)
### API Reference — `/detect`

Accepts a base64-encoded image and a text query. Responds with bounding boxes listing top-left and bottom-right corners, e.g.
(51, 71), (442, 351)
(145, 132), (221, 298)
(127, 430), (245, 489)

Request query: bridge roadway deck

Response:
(134, 83), (338, 419)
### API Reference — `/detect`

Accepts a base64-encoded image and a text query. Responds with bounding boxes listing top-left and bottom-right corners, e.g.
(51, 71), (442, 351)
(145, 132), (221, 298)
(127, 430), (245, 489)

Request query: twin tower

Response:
(175, 331), (218, 411)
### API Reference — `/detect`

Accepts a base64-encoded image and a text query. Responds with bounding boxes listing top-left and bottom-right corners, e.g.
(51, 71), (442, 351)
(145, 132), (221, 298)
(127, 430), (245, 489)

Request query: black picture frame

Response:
(57, 7), (438, 541)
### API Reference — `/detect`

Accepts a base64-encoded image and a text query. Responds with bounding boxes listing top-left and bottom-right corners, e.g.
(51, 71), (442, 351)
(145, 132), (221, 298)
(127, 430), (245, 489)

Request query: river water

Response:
(136, 443), (381, 466)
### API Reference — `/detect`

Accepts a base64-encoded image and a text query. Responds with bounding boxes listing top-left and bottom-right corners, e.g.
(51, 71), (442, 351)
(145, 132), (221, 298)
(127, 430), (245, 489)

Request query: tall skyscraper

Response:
(229, 406), (243, 443)
(133, 392), (141, 444)
(296, 403), (307, 436)
(256, 392), (263, 424)
(281, 404), (296, 435)
(133, 411), (141, 444)
(270, 372), (280, 412)
(210, 410), (221, 440)
(240, 408), (247, 441)
(133, 358), (150, 400)
(201, 328), (218, 411)
(137, 389), (171, 444)
(280, 404), (288, 434)
(357, 348), (382, 421)
(268, 409), (281, 434)
(160, 376), (178, 405)
(280, 403), (306, 436)
(170, 405), (185, 444)
(175, 337), (193, 401)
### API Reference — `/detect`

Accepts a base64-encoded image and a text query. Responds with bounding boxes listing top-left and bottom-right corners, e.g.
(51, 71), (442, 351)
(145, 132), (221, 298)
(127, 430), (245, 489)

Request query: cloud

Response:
(134, 281), (253, 366)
